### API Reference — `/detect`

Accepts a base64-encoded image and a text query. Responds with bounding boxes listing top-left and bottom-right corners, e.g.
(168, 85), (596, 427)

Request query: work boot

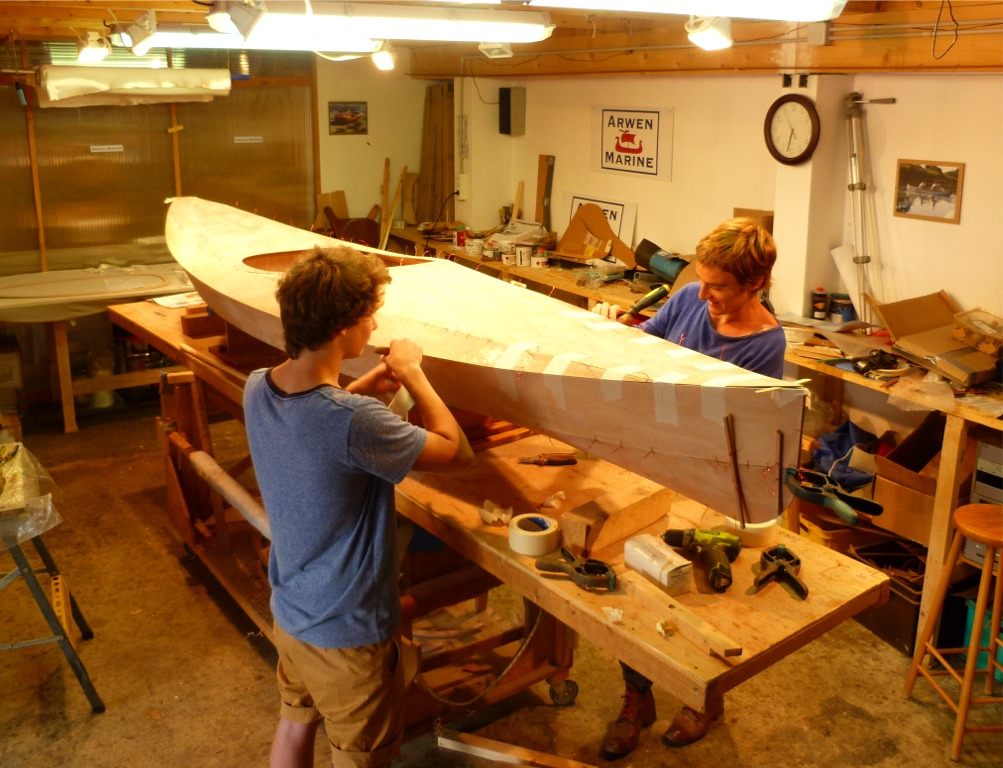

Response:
(599, 683), (656, 761)
(661, 703), (723, 747)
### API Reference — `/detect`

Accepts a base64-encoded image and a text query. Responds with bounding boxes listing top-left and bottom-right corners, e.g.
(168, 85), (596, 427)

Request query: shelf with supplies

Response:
(784, 341), (1002, 649)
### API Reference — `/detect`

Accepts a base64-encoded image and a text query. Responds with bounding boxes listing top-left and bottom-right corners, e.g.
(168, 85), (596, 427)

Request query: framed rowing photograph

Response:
(328, 101), (368, 135)
(893, 159), (964, 224)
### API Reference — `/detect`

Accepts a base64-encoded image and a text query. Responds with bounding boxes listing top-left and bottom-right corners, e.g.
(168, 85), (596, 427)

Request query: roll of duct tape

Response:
(508, 513), (560, 557)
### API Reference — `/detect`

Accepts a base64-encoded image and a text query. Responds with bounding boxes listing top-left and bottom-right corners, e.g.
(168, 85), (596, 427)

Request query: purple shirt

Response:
(641, 282), (786, 378)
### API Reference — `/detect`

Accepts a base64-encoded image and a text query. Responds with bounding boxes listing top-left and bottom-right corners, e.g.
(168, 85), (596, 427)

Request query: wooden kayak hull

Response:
(166, 197), (806, 525)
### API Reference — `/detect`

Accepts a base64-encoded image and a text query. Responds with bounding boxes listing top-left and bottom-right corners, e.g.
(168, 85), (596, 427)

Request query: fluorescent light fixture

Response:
(77, 30), (110, 63)
(371, 43), (397, 71)
(685, 16), (732, 50)
(128, 11), (158, 57)
(230, 2), (554, 45)
(524, 1), (847, 23)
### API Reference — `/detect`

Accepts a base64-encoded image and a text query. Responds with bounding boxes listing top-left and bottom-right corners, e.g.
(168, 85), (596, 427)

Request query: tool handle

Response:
(700, 546), (733, 593)
(629, 283), (669, 315)
(824, 495), (860, 526)
(534, 558), (572, 576)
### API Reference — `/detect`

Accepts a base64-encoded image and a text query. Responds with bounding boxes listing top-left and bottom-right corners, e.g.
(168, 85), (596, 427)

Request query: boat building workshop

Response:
(0, 3), (1001, 767)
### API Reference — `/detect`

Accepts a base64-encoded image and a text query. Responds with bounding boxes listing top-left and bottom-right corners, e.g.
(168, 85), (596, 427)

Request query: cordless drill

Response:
(662, 528), (742, 593)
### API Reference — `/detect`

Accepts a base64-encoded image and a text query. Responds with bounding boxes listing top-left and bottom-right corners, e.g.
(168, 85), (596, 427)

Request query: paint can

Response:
(829, 293), (855, 323)
(531, 249), (549, 268)
(516, 245), (533, 266)
(501, 251), (517, 266)
(811, 288), (828, 320)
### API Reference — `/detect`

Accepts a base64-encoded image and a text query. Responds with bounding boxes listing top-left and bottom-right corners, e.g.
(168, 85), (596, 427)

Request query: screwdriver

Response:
(518, 452), (578, 466)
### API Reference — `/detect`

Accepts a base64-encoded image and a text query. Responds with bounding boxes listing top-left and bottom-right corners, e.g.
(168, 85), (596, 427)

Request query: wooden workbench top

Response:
(397, 433), (890, 711)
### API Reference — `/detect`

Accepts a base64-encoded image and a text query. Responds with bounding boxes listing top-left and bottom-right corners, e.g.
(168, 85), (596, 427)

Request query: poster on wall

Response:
(893, 159), (964, 224)
(592, 106), (673, 181)
(328, 101), (368, 135)
(561, 193), (637, 243)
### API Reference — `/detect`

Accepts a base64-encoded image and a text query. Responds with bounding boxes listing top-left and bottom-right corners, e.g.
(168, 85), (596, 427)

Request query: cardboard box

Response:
(869, 291), (998, 386)
(869, 411), (974, 546)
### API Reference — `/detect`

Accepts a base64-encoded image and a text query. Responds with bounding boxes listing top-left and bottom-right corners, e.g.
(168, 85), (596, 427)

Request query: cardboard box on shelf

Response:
(868, 291), (998, 386)
(869, 411), (975, 546)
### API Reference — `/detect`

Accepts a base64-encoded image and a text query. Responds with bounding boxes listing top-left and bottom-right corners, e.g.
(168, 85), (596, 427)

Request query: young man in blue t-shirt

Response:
(244, 246), (472, 768)
(592, 218), (786, 761)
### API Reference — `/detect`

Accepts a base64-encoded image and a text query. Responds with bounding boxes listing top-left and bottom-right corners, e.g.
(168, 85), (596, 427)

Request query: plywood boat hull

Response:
(166, 197), (806, 525)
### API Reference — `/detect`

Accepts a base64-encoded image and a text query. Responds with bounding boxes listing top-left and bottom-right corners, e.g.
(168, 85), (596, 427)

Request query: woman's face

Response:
(695, 263), (762, 318)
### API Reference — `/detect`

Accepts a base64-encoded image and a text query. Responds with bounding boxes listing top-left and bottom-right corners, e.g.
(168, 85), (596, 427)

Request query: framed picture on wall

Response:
(328, 102), (368, 135)
(893, 159), (964, 224)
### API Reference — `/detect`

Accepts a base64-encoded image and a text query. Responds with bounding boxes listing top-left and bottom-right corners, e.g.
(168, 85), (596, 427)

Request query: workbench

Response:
(785, 345), (1003, 658)
(108, 298), (889, 722)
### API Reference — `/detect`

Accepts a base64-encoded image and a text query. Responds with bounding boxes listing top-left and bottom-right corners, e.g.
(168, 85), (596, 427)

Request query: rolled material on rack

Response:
(508, 513), (560, 556)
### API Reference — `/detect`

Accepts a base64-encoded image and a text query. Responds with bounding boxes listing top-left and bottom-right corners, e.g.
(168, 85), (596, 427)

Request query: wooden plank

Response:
(621, 570), (743, 659)
(535, 154), (555, 230)
(438, 730), (597, 768)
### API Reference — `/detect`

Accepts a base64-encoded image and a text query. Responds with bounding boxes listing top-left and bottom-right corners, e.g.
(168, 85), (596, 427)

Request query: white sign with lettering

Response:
(563, 194), (637, 244)
(593, 106), (673, 181)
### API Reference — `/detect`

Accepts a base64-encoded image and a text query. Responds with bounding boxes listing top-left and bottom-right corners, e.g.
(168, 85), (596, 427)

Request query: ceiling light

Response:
(371, 43), (397, 71)
(478, 42), (514, 59)
(128, 11), (158, 57)
(77, 30), (110, 63)
(524, 1), (846, 23)
(685, 16), (732, 50)
(230, 1), (555, 45)
(206, 3), (240, 35)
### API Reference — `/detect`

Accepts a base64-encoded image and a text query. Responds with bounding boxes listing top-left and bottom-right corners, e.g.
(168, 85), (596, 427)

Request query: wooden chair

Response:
(903, 503), (1002, 761)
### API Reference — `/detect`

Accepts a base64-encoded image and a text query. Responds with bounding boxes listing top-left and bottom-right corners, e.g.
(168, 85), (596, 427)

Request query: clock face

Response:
(764, 95), (820, 165)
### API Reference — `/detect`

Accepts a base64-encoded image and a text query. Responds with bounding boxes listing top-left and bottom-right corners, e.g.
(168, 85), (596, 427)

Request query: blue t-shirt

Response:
(641, 282), (786, 378)
(243, 369), (426, 649)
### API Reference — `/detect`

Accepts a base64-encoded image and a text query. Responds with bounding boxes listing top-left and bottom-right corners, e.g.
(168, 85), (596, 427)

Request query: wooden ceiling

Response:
(1, 2), (1000, 76)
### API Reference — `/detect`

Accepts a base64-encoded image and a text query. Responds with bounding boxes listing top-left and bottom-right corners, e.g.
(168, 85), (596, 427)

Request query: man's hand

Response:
(592, 302), (642, 325)
(344, 360), (400, 397)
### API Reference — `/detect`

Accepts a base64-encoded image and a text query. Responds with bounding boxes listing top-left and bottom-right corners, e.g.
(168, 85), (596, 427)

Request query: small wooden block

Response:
(180, 308), (226, 338)
(561, 487), (673, 556)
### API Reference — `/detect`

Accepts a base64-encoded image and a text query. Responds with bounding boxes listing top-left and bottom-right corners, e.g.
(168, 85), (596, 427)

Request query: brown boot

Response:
(661, 703), (723, 747)
(599, 683), (657, 761)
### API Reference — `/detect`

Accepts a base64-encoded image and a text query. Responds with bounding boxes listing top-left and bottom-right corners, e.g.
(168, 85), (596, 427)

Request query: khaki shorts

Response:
(273, 622), (413, 768)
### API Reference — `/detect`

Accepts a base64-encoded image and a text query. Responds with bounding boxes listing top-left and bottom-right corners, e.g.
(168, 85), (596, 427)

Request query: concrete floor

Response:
(1, 398), (1000, 768)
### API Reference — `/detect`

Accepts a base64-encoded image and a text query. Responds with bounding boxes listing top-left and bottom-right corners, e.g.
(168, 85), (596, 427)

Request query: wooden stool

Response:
(903, 503), (1002, 761)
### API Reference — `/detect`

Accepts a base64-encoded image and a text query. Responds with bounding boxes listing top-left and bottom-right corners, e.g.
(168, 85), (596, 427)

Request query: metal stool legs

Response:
(903, 526), (1001, 761)
(3, 536), (105, 714)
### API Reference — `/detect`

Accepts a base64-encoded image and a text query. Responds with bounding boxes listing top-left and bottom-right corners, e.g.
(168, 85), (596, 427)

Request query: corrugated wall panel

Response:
(32, 104), (176, 270)
(0, 86), (42, 273)
(178, 85), (314, 229)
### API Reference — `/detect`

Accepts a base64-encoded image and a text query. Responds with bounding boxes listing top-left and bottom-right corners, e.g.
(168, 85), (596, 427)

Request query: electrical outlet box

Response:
(456, 174), (470, 201)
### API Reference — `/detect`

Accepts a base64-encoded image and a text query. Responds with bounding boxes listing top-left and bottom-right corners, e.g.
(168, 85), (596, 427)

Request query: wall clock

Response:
(764, 94), (820, 166)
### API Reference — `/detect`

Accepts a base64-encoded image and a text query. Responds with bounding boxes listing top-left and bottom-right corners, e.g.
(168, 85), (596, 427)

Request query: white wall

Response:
(314, 56), (428, 219)
(452, 71), (1003, 318)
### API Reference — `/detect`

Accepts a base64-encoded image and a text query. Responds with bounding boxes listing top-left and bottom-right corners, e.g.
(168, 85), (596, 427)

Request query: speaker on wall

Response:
(499, 87), (526, 136)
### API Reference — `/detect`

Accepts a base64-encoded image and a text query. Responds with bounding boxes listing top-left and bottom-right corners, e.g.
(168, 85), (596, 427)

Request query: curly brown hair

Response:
(275, 246), (390, 358)
(695, 217), (777, 290)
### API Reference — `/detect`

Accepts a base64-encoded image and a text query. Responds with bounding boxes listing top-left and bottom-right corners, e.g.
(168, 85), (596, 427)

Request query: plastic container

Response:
(962, 597), (1003, 681)
(953, 308), (1003, 357)
(624, 534), (692, 596)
